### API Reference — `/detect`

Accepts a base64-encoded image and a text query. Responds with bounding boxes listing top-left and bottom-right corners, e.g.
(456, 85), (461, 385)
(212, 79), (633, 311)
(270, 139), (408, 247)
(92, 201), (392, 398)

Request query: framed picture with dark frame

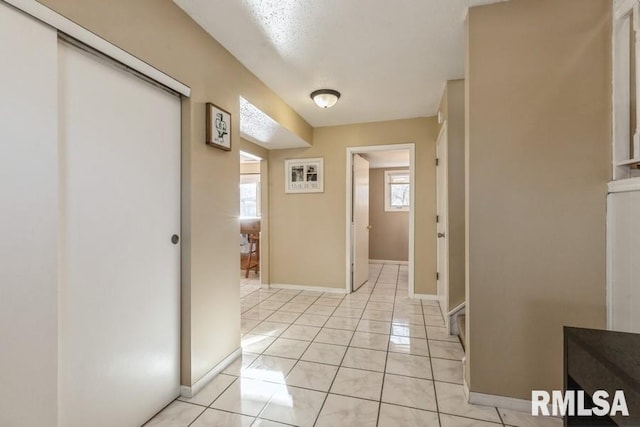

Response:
(285, 157), (324, 193)
(206, 102), (231, 151)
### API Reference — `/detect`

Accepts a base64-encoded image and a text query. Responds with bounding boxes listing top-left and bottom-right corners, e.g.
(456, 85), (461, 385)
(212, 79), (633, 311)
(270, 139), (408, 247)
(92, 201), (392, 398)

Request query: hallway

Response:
(146, 264), (560, 427)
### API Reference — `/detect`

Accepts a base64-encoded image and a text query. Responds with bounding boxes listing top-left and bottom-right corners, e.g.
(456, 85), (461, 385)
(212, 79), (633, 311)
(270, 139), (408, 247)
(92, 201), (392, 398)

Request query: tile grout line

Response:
(242, 284), (293, 311)
(423, 294), (443, 427)
(174, 275), (263, 426)
(214, 360), (466, 387)
(244, 291), (317, 345)
(252, 291), (331, 421)
(183, 403), (208, 427)
(181, 266), (496, 427)
(182, 375), (239, 409)
(241, 288), (299, 335)
(312, 264), (382, 427)
(375, 263), (400, 426)
(249, 325), (459, 343)
(235, 286), (312, 423)
(281, 290), (345, 368)
(243, 267), (461, 424)
(496, 406), (507, 426)
(188, 285), (295, 425)
(256, 287), (348, 424)
(180, 391), (508, 427)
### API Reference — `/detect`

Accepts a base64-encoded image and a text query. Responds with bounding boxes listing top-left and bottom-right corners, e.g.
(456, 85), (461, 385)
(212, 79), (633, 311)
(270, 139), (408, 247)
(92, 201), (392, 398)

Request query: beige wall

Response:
(269, 118), (438, 294)
(438, 80), (466, 312)
(240, 137), (269, 161)
(369, 168), (409, 262)
(466, 0), (611, 399)
(38, 0), (312, 386)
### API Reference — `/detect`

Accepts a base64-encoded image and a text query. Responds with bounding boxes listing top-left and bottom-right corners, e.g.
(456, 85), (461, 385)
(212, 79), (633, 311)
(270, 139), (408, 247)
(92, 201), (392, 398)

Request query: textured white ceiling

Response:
(175, 0), (506, 128)
(239, 97), (310, 149)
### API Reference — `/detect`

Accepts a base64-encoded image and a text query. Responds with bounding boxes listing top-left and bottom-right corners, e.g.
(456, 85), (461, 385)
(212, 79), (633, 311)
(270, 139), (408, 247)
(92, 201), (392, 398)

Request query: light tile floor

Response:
(146, 264), (561, 427)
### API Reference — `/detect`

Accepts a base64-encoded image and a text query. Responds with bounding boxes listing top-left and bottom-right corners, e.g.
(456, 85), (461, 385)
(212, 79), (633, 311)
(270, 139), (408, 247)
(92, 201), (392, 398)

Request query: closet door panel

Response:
(58, 41), (181, 427)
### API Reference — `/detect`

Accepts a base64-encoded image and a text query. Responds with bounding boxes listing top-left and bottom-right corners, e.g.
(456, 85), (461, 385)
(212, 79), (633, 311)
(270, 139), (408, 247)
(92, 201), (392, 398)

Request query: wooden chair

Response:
(240, 217), (261, 278)
(244, 233), (260, 278)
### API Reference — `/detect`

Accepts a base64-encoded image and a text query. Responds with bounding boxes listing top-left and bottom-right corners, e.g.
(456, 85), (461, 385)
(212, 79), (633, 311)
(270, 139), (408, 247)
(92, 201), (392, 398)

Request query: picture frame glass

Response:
(206, 103), (231, 151)
(285, 158), (324, 193)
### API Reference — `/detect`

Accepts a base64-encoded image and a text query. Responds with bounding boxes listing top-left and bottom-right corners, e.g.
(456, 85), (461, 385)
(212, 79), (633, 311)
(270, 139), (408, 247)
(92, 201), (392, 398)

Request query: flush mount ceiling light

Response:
(310, 89), (341, 109)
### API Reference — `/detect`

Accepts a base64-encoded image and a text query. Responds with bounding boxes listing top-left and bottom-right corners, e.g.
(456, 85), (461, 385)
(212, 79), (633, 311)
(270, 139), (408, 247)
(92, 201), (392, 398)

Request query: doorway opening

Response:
(345, 144), (416, 296)
(240, 150), (263, 295)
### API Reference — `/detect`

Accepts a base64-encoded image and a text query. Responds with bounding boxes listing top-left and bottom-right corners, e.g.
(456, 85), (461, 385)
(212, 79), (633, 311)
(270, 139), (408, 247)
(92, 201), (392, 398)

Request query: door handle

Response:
(437, 232), (445, 238)
(171, 234), (180, 244)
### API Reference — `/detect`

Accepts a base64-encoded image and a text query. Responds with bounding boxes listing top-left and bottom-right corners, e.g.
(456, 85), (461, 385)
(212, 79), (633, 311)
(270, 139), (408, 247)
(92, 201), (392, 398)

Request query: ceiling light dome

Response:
(310, 89), (341, 109)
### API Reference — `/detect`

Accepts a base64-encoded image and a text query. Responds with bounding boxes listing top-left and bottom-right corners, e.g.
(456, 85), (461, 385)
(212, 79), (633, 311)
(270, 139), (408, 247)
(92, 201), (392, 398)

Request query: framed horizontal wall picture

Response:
(206, 102), (231, 151)
(285, 157), (324, 193)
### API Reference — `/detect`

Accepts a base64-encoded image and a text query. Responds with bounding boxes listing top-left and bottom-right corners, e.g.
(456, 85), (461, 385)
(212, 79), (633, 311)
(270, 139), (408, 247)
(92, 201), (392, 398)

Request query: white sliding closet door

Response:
(58, 41), (181, 427)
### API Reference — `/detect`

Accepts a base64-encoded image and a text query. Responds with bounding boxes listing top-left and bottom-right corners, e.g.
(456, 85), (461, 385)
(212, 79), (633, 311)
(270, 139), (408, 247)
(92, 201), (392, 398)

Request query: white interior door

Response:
(353, 154), (370, 291)
(436, 126), (449, 319)
(58, 41), (181, 427)
(608, 190), (640, 333)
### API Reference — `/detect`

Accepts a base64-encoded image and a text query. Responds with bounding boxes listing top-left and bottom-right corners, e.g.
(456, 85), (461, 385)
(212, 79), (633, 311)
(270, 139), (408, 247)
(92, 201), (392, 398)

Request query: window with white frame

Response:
(240, 174), (261, 217)
(385, 170), (410, 212)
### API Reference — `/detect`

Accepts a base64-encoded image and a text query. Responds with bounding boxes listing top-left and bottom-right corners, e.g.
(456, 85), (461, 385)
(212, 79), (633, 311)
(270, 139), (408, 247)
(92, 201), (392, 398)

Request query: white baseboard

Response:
(413, 293), (438, 301)
(464, 368), (557, 416)
(369, 259), (409, 265)
(180, 347), (241, 398)
(469, 391), (532, 413)
(465, 381), (532, 413)
(269, 283), (347, 294)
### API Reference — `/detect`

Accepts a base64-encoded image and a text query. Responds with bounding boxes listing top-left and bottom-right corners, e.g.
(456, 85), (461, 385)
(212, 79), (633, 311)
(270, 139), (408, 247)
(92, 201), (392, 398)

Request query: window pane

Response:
(384, 169), (410, 211)
(390, 183), (410, 207)
(240, 182), (258, 217)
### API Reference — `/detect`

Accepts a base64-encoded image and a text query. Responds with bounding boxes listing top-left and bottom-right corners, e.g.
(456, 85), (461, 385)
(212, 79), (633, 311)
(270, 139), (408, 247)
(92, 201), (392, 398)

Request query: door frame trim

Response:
(345, 143), (416, 296)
